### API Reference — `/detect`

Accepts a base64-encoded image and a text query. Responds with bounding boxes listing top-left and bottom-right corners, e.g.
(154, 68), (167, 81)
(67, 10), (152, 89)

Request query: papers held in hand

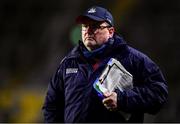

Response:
(93, 58), (133, 97)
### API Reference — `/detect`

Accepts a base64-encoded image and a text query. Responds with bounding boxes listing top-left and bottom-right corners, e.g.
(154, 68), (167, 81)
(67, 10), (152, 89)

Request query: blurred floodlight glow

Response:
(70, 25), (81, 45)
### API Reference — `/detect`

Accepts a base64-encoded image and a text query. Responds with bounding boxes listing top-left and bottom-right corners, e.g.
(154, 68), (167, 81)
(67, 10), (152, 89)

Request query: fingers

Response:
(103, 97), (113, 106)
(102, 92), (117, 111)
(103, 102), (116, 111)
(103, 103), (113, 111)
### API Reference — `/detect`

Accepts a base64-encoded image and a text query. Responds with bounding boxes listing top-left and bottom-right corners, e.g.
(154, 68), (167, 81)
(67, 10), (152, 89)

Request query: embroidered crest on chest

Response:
(66, 68), (78, 74)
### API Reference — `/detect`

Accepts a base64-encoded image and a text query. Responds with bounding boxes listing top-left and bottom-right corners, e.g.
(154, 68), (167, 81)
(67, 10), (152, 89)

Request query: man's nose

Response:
(86, 26), (94, 34)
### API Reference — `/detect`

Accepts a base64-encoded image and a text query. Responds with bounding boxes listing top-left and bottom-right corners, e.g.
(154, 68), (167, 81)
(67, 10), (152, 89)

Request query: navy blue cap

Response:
(76, 6), (114, 26)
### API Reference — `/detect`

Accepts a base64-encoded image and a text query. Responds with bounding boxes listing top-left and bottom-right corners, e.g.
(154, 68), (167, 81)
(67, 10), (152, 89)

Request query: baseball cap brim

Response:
(76, 15), (105, 24)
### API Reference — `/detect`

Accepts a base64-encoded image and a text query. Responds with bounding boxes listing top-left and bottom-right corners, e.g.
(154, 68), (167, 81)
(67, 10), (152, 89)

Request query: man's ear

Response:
(109, 27), (115, 37)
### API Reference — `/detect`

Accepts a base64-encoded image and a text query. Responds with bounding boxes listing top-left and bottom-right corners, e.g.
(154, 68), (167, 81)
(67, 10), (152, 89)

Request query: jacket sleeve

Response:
(42, 65), (64, 122)
(116, 55), (168, 114)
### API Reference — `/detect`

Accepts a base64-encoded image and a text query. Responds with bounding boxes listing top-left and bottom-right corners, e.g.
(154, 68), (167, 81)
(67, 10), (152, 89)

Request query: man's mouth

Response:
(85, 37), (94, 41)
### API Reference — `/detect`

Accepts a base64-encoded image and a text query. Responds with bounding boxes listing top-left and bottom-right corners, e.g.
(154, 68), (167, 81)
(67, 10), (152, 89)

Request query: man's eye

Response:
(91, 24), (99, 29)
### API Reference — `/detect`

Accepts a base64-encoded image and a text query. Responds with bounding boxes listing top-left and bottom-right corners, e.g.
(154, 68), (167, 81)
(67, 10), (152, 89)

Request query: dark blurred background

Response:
(0, 0), (179, 122)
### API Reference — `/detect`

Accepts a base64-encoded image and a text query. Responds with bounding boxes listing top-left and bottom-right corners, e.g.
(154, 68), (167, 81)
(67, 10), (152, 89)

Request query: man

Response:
(42, 6), (168, 123)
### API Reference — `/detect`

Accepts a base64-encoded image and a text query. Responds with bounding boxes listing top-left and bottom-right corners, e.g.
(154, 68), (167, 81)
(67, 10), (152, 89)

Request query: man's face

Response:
(81, 20), (114, 51)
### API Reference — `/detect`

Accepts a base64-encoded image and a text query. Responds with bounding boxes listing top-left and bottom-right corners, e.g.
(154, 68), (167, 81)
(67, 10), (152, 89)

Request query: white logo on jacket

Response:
(66, 68), (78, 74)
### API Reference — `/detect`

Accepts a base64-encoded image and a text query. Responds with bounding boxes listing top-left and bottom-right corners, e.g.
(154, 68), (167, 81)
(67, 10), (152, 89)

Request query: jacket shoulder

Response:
(127, 46), (161, 77)
(128, 46), (148, 60)
(127, 46), (157, 65)
(59, 45), (80, 65)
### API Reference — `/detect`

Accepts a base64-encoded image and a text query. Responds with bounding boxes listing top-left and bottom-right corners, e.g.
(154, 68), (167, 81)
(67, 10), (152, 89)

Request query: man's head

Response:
(76, 6), (115, 51)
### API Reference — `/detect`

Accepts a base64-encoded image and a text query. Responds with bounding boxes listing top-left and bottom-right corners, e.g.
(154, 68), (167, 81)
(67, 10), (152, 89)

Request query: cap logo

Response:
(88, 8), (96, 13)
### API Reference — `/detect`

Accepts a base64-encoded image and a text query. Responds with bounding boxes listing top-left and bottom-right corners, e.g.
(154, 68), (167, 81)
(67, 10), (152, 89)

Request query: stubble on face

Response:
(84, 37), (98, 51)
(82, 31), (98, 51)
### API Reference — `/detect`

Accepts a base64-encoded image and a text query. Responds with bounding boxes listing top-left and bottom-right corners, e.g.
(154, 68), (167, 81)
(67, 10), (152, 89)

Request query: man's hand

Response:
(102, 91), (118, 111)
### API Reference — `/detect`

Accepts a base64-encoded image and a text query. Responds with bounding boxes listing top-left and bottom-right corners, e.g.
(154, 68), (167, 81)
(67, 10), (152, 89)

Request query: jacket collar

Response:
(66, 33), (128, 60)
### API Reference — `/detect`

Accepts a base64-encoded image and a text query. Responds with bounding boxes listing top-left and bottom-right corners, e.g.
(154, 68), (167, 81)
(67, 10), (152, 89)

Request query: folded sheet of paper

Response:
(93, 58), (133, 121)
(93, 58), (133, 97)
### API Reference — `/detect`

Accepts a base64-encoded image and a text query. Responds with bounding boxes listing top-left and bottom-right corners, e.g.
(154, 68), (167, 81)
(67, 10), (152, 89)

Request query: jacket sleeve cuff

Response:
(115, 89), (128, 112)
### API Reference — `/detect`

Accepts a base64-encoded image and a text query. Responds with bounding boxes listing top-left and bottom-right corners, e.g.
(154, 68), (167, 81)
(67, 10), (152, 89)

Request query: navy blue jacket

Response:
(42, 34), (168, 123)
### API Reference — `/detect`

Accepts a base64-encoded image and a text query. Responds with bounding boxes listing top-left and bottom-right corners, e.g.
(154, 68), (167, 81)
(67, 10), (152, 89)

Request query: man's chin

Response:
(85, 41), (95, 47)
(83, 40), (97, 50)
